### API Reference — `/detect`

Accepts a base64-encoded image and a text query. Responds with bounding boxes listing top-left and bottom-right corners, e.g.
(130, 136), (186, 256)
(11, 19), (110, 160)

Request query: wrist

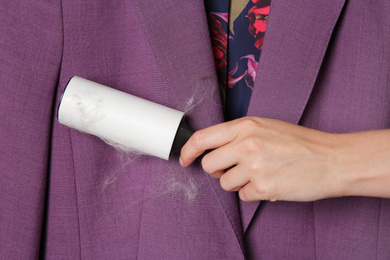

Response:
(331, 130), (390, 198)
(322, 133), (351, 199)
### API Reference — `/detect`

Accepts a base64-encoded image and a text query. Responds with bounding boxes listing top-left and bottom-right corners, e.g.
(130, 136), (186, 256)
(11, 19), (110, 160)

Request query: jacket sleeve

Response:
(0, 0), (63, 258)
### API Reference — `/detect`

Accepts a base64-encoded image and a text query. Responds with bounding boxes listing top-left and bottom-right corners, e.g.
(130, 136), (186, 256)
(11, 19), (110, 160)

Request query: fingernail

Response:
(179, 157), (184, 167)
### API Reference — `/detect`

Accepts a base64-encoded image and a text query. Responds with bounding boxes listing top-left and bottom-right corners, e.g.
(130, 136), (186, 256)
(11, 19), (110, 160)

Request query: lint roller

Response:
(57, 76), (193, 160)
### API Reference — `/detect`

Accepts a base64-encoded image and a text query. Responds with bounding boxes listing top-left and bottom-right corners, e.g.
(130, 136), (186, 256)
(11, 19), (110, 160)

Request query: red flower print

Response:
(248, 0), (271, 50)
(207, 13), (228, 86)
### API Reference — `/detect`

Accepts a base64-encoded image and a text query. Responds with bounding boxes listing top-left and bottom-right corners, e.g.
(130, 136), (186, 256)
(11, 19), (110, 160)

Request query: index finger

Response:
(179, 120), (238, 167)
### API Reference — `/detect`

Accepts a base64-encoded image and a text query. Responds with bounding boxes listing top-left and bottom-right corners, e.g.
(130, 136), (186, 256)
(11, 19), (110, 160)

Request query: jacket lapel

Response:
(243, 0), (346, 232)
(131, 0), (245, 256)
(131, 0), (221, 116)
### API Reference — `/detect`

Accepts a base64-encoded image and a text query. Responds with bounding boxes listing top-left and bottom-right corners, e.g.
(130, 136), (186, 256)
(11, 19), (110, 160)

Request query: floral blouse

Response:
(204, 0), (271, 121)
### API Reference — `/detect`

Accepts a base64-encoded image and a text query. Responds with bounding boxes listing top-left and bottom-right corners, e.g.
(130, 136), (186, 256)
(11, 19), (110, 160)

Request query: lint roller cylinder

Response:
(58, 76), (193, 160)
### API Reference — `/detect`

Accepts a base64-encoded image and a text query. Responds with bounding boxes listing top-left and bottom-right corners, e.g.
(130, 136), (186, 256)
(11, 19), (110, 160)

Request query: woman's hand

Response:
(180, 117), (344, 202)
(181, 116), (390, 202)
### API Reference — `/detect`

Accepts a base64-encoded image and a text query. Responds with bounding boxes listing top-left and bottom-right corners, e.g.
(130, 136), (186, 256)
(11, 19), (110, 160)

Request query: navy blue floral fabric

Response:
(204, 0), (270, 121)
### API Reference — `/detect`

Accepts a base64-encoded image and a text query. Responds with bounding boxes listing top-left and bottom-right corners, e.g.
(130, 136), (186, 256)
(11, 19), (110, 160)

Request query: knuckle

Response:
(190, 131), (207, 149)
(240, 138), (263, 155)
(238, 117), (259, 131)
(238, 177), (278, 202)
(253, 184), (268, 197)
(253, 182), (276, 201)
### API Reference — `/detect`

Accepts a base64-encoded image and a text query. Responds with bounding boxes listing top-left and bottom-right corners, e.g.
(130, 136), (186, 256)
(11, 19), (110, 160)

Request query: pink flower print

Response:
(228, 63), (246, 88)
(241, 55), (258, 88)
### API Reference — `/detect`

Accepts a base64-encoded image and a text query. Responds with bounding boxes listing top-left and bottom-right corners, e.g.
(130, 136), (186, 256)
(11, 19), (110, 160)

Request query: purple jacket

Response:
(1, 0), (389, 259)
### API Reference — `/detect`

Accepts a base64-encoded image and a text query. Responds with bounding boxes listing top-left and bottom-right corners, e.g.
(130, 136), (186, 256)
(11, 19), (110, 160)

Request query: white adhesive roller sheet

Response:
(58, 76), (191, 160)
